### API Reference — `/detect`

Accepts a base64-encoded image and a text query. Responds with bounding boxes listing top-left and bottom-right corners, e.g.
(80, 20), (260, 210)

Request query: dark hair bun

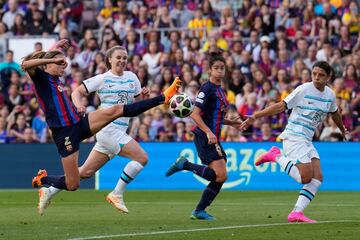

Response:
(207, 49), (223, 57)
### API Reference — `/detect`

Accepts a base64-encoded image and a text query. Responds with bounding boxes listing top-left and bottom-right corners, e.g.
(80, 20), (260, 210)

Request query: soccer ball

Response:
(169, 93), (194, 118)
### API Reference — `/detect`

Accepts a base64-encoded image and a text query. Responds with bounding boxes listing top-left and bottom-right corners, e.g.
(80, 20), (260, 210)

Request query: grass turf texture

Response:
(1, 190), (359, 240)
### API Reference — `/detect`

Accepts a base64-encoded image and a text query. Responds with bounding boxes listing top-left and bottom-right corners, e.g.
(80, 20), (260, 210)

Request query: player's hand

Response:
(206, 131), (217, 144)
(141, 87), (150, 97)
(53, 57), (66, 65)
(53, 39), (71, 51)
(229, 116), (243, 129)
(76, 105), (86, 116)
(240, 115), (256, 131)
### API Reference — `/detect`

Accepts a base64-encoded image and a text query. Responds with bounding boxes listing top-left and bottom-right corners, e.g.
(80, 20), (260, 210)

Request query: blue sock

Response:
(195, 181), (223, 211)
(123, 95), (164, 117)
(41, 175), (68, 190)
(183, 161), (216, 182)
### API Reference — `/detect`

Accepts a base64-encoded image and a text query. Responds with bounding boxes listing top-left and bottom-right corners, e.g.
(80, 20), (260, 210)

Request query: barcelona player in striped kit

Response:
(21, 40), (181, 214)
(37, 46), (159, 215)
(166, 50), (243, 220)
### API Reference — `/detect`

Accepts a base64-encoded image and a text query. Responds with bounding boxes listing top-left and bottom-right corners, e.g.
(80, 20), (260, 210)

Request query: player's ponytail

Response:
(207, 49), (225, 68)
(21, 51), (46, 71)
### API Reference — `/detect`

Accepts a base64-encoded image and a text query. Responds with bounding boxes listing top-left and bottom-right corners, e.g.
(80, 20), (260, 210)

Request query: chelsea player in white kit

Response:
(241, 61), (347, 223)
(39, 46), (153, 214)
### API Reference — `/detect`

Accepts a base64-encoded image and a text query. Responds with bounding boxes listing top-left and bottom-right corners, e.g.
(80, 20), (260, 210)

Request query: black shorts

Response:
(194, 133), (227, 165)
(51, 114), (93, 158)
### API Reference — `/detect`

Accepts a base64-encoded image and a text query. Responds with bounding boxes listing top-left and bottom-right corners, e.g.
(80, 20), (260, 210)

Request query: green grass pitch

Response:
(1, 190), (359, 240)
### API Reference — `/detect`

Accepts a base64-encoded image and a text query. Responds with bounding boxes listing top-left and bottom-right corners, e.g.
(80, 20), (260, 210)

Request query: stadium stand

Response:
(0, 0), (359, 143)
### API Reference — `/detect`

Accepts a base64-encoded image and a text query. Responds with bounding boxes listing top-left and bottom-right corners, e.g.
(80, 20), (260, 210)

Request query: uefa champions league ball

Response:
(169, 93), (194, 118)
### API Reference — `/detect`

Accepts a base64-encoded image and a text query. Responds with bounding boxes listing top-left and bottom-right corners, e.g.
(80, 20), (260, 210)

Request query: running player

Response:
(165, 50), (243, 220)
(240, 61), (347, 222)
(21, 40), (181, 214)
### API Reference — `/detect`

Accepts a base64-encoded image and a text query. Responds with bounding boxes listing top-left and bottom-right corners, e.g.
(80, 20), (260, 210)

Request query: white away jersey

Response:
(83, 70), (142, 131)
(279, 82), (338, 141)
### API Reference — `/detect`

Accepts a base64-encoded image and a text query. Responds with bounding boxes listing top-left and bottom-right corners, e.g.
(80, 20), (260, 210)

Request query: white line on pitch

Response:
(2, 201), (360, 207)
(67, 220), (355, 240)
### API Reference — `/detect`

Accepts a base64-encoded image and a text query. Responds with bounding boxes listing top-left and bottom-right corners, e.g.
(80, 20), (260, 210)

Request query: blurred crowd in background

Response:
(0, 0), (359, 144)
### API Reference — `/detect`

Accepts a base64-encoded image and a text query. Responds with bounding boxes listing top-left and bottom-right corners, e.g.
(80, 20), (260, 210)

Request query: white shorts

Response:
(283, 140), (320, 164)
(93, 123), (132, 159)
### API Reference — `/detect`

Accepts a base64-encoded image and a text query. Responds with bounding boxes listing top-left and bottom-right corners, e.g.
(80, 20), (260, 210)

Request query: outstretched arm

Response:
(21, 57), (66, 77)
(240, 101), (287, 130)
(21, 58), (62, 71)
(223, 116), (243, 129)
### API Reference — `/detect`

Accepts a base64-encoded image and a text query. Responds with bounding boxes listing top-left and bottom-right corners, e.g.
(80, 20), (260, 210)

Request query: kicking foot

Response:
(32, 169), (47, 188)
(190, 210), (216, 221)
(106, 191), (129, 214)
(38, 187), (52, 216)
(165, 156), (187, 177)
(255, 146), (281, 166)
(288, 211), (316, 223)
(163, 77), (182, 104)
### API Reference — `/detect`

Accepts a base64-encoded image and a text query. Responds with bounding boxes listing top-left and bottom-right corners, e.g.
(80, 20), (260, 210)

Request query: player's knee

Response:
(301, 175), (312, 184)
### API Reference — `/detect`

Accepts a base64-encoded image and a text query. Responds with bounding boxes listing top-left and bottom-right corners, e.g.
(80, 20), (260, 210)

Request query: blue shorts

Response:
(194, 133), (227, 165)
(51, 114), (92, 158)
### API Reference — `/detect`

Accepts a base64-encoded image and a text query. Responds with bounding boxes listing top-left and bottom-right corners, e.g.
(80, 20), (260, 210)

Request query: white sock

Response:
(48, 186), (61, 197)
(113, 161), (144, 195)
(294, 178), (322, 212)
(276, 155), (302, 183)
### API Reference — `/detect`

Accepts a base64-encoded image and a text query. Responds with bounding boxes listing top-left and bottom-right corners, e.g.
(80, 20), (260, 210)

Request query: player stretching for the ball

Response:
(165, 50), (243, 220)
(240, 61), (347, 223)
(37, 46), (175, 215)
(21, 40), (181, 215)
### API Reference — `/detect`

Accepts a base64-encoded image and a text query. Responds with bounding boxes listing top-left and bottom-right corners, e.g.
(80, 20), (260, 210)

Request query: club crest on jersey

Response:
(129, 83), (134, 89)
(57, 85), (64, 92)
(64, 137), (73, 152)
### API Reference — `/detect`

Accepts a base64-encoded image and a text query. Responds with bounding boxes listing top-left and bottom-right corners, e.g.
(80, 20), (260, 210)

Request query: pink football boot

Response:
(288, 211), (317, 223)
(255, 146), (281, 166)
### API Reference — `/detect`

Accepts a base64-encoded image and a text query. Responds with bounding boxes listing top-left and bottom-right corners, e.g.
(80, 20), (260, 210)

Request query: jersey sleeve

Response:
(195, 85), (211, 111)
(82, 74), (104, 93)
(283, 84), (305, 110)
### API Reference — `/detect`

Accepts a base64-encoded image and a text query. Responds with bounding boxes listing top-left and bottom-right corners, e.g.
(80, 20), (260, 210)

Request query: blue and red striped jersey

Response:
(30, 68), (80, 128)
(193, 81), (229, 138)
